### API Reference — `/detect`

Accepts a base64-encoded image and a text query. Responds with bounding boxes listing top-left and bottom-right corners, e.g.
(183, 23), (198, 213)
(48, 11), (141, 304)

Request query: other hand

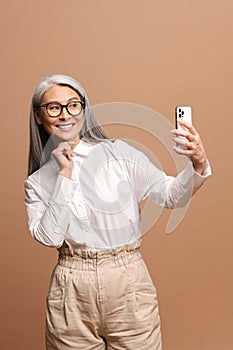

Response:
(52, 141), (75, 178)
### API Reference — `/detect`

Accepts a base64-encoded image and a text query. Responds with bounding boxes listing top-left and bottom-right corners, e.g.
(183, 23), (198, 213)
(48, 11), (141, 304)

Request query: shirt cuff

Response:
(193, 158), (212, 178)
(180, 158), (212, 194)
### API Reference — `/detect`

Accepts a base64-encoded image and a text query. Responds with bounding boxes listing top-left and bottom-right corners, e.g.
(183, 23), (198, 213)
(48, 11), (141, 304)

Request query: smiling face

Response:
(35, 85), (84, 144)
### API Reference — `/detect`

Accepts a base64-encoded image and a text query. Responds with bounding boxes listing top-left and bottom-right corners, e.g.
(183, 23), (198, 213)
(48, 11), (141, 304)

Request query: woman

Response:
(24, 74), (211, 350)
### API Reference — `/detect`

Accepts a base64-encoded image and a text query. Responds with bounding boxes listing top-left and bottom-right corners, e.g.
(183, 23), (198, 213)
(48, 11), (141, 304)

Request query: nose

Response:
(59, 107), (71, 120)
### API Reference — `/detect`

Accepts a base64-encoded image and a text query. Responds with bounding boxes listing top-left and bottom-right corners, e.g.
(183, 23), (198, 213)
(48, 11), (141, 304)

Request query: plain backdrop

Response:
(0, 1), (232, 349)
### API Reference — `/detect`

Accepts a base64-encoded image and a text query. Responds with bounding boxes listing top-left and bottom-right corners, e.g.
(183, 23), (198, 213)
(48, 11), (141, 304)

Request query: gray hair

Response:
(28, 74), (109, 175)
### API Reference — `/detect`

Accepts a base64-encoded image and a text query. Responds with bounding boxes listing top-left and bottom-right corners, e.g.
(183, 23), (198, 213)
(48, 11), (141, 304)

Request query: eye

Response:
(69, 101), (80, 108)
(48, 103), (60, 110)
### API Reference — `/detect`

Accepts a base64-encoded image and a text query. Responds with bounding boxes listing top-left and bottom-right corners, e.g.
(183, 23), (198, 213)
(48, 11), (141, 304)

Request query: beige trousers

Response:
(46, 240), (162, 349)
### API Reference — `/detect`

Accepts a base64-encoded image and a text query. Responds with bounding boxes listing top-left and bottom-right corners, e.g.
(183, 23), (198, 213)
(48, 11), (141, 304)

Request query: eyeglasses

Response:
(41, 100), (84, 118)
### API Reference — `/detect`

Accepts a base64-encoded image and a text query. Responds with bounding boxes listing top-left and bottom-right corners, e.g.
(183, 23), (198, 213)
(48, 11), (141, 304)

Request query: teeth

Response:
(57, 124), (73, 129)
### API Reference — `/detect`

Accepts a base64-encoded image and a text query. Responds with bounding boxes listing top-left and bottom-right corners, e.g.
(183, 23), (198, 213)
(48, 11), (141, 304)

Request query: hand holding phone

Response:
(175, 106), (192, 150)
(172, 106), (207, 174)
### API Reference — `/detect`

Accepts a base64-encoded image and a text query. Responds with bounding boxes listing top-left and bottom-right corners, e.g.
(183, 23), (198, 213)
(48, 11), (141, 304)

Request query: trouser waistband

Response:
(57, 239), (142, 269)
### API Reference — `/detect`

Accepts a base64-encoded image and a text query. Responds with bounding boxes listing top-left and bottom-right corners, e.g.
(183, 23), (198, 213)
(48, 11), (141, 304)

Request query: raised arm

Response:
(24, 141), (77, 247)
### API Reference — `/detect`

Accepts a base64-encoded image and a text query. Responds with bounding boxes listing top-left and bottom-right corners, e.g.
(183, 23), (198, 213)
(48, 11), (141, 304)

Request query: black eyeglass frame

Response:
(41, 100), (85, 118)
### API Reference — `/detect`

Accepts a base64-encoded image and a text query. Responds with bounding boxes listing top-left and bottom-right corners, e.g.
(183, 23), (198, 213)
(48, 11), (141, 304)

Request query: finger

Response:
(65, 148), (74, 159)
(68, 148), (75, 157)
(68, 141), (75, 148)
(171, 130), (196, 144)
(173, 145), (188, 156)
(172, 129), (198, 144)
(66, 153), (72, 161)
(172, 136), (188, 146)
(54, 142), (75, 159)
(177, 120), (197, 136)
(171, 129), (189, 137)
(60, 143), (73, 155)
(173, 145), (195, 157)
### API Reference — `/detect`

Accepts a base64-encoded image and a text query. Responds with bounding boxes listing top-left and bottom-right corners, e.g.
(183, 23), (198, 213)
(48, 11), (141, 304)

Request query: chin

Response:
(54, 131), (80, 143)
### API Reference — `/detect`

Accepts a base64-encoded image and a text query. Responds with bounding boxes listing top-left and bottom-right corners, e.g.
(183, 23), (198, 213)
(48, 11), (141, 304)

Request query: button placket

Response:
(75, 185), (91, 232)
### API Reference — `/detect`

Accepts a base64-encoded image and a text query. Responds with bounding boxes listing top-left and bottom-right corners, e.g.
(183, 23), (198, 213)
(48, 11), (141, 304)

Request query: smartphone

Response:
(175, 106), (192, 149)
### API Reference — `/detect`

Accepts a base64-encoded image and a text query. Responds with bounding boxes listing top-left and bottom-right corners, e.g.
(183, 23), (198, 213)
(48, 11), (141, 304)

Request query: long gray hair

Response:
(28, 74), (109, 176)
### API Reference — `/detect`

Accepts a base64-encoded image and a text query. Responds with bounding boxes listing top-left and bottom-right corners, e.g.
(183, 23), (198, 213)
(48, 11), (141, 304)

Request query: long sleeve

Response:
(24, 174), (78, 247)
(115, 140), (212, 208)
(141, 156), (211, 208)
(145, 160), (211, 208)
(162, 160), (211, 208)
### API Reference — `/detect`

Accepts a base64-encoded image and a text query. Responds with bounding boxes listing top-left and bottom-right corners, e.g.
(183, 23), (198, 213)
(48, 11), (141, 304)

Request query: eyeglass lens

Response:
(46, 101), (83, 117)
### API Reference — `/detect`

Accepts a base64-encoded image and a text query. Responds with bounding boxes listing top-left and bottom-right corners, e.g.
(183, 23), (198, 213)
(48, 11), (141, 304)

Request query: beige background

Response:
(0, 0), (232, 349)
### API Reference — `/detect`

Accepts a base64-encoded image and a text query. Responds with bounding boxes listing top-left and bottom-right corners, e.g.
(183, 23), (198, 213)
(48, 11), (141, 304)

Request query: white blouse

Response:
(24, 139), (212, 251)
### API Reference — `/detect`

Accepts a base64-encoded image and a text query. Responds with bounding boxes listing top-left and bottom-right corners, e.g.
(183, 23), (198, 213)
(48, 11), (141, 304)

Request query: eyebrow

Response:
(44, 97), (82, 104)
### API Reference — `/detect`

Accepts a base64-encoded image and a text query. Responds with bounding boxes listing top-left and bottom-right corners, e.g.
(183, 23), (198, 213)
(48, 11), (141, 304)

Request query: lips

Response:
(56, 123), (76, 130)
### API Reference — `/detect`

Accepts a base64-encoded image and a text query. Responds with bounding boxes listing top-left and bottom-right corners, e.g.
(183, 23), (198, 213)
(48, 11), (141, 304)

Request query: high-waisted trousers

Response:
(45, 239), (162, 349)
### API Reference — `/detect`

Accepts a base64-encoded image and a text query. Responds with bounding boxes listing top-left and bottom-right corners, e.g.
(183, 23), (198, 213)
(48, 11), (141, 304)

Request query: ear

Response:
(34, 112), (42, 125)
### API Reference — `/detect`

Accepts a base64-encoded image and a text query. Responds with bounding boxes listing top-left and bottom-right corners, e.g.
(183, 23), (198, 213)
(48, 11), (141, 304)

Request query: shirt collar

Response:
(49, 139), (102, 171)
(72, 139), (100, 156)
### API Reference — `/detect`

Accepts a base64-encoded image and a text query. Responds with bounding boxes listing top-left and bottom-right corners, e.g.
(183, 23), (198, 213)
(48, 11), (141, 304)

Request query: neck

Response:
(51, 135), (81, 149)
(71, 137), (81, 150)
